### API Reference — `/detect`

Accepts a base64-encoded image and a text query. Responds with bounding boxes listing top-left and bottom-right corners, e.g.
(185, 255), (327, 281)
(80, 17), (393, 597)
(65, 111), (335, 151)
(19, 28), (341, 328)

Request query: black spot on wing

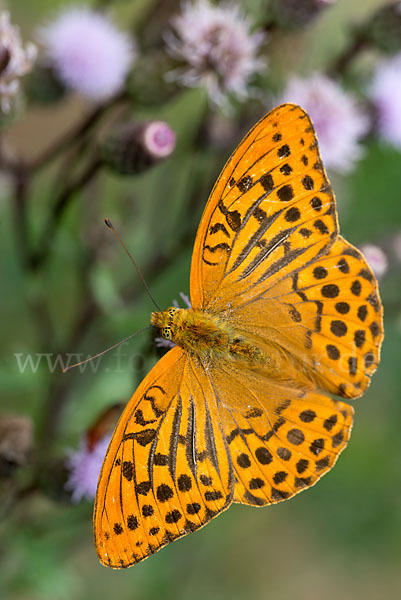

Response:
(218, 199), (241, 232)
(237, 176), (253, 193)
(209, 222), (230, 237)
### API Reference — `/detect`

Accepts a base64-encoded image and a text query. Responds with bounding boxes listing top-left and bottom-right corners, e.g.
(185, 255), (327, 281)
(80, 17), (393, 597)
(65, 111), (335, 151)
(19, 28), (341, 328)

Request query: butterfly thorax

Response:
(151, 307), (265, 364)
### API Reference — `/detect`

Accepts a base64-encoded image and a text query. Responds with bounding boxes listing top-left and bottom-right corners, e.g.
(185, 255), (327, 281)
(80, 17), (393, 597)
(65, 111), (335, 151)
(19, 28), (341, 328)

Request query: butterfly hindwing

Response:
(209, 360), (353, 506)
(268, 235), (383, 397)
(94, 348), (233, 569)
(224, 236), (383, 398)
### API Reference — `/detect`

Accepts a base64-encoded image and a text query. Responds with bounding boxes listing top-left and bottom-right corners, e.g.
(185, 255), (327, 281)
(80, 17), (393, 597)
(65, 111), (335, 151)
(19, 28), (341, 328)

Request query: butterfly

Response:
(94, 103), (383, 568)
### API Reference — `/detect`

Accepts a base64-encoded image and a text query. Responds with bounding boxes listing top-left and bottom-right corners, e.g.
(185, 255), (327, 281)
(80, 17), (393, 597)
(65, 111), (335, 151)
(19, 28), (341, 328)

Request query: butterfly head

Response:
(151, 307), (181, 341)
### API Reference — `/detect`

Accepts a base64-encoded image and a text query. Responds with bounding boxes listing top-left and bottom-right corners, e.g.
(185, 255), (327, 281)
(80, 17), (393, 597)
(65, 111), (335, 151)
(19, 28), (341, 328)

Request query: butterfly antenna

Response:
(62, 326), (152, 374)
(104, 218), (162, 312)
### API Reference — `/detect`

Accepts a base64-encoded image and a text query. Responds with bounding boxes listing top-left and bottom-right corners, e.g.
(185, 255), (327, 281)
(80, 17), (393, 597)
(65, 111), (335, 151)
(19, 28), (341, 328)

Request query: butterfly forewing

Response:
(190, 104), (337, 310)
(189, 103), (382, 397)
(94, 348), (233, 568)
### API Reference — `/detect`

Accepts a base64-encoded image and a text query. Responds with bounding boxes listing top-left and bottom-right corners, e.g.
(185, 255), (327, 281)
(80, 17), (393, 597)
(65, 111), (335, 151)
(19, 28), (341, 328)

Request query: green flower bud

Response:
(25, 63), (66, 105)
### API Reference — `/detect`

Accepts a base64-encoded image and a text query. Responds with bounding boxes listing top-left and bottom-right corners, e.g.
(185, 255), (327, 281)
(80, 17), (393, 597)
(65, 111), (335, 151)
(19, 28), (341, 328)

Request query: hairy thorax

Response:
(151, 307), (266, 365)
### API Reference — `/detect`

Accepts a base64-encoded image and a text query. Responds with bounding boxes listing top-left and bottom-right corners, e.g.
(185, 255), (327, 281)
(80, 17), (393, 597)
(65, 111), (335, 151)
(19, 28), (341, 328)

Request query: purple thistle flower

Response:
(154, 337), (177, 350)
(370, 53), (401, 149)
(41, 7), (134, 102)
(65, 434), (111, 503)
(173, 292), (191, 310)
(279, 74), (369, 173)
(360, 244), (388, 279)
(165, 0), (265, 108)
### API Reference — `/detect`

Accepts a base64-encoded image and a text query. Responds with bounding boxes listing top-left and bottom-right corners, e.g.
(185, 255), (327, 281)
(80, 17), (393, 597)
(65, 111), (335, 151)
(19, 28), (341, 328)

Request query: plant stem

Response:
(38, 297), (101, 455)
(12, 162), (31, 268)
(328, 32), (368, 78)
(28, 92), (126, 174)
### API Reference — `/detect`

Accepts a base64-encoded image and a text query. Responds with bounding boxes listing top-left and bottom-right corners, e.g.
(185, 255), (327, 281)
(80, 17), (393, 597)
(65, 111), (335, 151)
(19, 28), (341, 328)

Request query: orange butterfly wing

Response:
(94, 347), (233, 568)
(209, 360), (353, 506)
(188, 103), (382, 507)
(190, 103), (383, 398)
(190, 103), (338, 309)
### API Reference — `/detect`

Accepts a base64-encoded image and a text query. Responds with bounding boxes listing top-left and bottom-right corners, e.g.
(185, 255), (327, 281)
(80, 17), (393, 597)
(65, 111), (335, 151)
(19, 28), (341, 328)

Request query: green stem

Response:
(328, 32), (368, 78)
(12, 162), (31, 268)
(28, 92), (126, 174)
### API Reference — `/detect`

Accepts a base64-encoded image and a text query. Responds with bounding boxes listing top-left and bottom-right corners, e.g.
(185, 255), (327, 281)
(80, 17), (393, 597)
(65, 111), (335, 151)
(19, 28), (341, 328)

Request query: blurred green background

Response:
(1, 1), (401, 599)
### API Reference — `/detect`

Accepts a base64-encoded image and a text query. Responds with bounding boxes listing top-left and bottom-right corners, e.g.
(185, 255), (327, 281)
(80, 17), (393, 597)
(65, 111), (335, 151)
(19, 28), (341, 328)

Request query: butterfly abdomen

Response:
(151, 307), (266, 364)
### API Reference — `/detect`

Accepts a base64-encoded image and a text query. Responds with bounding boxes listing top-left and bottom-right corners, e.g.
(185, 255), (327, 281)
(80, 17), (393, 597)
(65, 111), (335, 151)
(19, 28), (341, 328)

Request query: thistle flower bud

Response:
(102, 121), (176, 175)
(269, 0), (336, 30)
(25, 63), (66, 105)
